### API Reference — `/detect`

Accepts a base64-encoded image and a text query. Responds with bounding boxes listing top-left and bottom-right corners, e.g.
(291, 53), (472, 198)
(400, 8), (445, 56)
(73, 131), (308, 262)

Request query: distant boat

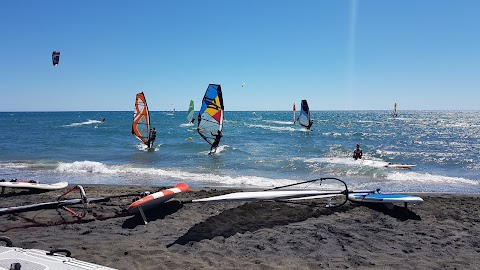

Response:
(132, 92), (153, 149)
(197, 84), (224, 151)
(392, 102), (398, 118)
(293, 103), (296, 124)
(187, 100), (195, 124)
(298, 99), (313, 130)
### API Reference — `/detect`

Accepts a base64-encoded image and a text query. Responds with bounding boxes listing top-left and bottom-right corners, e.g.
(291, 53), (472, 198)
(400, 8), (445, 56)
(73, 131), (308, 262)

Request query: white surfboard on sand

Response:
(0, 180), (68, 194)
(0, 238), (116, 270)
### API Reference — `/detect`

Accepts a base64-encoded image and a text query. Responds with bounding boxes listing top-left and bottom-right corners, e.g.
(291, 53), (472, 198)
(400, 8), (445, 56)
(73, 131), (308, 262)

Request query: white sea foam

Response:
(53, 160), (301, 188)
(303, 157), (389, 168)
(264, 120), (294, 125)
(386, 171), (478, 185)
(0, 162), (30, 169)
(56, 161), (117, 173)
(135, 143), (161, 152)
(64, 119), (102, 127)
(245, 124), (296, 132)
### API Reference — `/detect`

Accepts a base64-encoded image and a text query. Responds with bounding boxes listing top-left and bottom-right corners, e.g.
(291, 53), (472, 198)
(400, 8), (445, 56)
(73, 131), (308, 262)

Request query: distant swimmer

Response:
(209, 130), (222, 155)
(353, 144), (363, 160)
(102, 118), (105, 122)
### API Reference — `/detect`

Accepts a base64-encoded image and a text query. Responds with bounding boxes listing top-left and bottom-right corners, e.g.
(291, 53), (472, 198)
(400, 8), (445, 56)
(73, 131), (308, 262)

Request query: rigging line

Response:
(200, 117), (222, 125)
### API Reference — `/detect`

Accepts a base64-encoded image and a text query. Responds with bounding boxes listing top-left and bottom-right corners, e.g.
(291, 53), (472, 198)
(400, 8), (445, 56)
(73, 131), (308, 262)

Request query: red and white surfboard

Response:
(128, 182), (189, 214)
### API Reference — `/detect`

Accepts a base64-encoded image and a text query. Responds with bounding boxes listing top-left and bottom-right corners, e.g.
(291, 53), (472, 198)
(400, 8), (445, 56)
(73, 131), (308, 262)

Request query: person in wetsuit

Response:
(353, 144), (363, 160)
(148, 128), (157, 148)
(209, 130), (222, 155)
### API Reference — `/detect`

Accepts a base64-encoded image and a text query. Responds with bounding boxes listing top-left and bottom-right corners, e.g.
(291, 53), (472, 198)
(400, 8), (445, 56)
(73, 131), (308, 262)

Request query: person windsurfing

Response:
(209, 130), (222, 155)
(148, 128), (157, 148)
(306, 119), (313, 130)
(353, 144), (363, 160)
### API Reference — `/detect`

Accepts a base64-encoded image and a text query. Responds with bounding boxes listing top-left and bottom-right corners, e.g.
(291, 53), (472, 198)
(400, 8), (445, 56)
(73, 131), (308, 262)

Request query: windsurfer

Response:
(353, 144), (363, 160)
(148, 128), (157, 148)
(209, 130), (222, 155)
(307, 119), (313, 129)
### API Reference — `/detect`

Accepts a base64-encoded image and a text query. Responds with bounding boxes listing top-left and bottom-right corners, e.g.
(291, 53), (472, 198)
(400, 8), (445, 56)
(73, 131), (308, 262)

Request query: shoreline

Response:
(1, 184), (479, 269)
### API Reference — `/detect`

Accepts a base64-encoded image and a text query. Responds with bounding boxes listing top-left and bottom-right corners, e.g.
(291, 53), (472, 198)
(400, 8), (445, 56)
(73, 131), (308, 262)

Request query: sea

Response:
(0, 110), (479, 194)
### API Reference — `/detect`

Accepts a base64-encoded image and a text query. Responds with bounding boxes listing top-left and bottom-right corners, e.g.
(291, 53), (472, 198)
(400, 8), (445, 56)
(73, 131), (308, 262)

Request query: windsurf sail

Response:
(132, 92), (151, 146)
(52, 51), (60, 66)
(392, 102), (398, 117)
(293, 103), (296, 124)
(187, 100), (195, 124)
(298, 99), (313, 129)
(197, 84), (224, 147)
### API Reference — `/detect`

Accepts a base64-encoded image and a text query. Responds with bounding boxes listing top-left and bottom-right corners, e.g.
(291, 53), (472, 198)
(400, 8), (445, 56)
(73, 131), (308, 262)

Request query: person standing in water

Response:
(353, 144), (363, 160)
(209, 130), (222, 155)
(148, 128), (157, 148)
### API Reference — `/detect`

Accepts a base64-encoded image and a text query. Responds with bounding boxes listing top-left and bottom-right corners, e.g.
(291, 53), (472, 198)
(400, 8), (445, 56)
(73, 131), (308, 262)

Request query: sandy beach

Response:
(1, 184), (479, 270)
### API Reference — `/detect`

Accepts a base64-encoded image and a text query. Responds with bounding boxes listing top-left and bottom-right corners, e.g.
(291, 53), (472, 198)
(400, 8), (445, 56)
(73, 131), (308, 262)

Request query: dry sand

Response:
(1, 184), (479, 269)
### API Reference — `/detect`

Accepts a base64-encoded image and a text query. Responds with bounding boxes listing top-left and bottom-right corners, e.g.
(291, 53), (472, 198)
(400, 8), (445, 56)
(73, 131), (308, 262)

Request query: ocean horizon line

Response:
(1, 109), (479, 113)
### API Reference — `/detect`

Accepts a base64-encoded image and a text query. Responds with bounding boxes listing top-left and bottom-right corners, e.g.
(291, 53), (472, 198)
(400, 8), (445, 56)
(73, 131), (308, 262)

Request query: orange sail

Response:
(132, 92), (151, 145)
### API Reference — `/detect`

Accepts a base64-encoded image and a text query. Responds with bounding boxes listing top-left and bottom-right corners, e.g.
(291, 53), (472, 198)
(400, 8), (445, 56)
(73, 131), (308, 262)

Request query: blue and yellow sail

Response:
(197, 84), (224, 146)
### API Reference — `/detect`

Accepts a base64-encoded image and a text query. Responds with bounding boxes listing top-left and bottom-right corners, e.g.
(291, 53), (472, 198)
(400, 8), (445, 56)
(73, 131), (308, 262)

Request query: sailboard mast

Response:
(293, 103), (296, 124)
(197, 84), (224, 147)
(187, 100), (195, 124)
(298, 99), (313, 130)
(132, 92), (151, 146)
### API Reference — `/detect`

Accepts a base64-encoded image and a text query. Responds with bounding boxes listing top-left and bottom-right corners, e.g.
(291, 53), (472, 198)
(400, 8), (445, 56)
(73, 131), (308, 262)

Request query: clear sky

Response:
(1, 0), (479, 111)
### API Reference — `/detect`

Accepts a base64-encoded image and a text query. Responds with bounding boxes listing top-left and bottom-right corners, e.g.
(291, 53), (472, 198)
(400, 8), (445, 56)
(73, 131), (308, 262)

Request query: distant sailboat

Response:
(392, 102), (398, 118)
(132, 92), (154, 149)
(293, 103), (296, 124)
(197, 84), (224, 154)
(166, 104), (175, 115)
(187, 100), (195, 124)
(298, 99), (313, 130)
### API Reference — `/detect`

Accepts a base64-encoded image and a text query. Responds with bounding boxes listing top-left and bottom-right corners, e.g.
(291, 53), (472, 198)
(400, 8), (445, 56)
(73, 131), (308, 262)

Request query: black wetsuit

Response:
(353, 148), (363, 160)
(209, 132), (222, 154)
(148, 130), (157, 148)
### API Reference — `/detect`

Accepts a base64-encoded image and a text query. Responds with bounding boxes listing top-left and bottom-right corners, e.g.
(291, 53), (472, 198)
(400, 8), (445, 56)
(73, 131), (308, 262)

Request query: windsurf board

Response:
(128, 182), (190, 214)
(385, 164), (416, 169)
(0, 180), (68, 193)
(0, 245), (116, 270)
(348, 192), (423, 204)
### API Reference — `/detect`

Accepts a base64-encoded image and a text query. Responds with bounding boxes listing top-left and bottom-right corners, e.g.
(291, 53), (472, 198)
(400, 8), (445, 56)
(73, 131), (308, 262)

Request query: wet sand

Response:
(1, 185), (479, 269)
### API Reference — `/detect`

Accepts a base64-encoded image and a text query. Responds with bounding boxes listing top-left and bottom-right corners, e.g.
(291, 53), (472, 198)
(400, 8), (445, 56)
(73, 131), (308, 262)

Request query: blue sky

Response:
(1, 0), (479, 111)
